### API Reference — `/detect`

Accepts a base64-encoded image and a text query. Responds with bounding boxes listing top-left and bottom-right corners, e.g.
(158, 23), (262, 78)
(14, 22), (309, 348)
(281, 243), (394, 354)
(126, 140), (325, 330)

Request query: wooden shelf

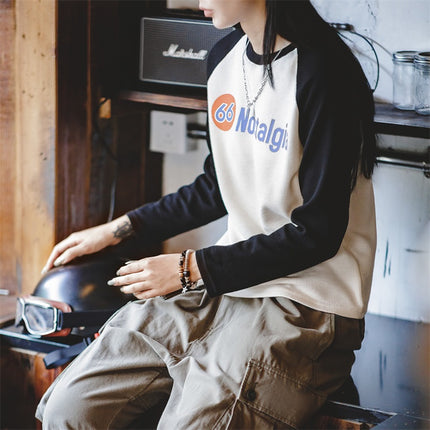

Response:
(374, 103), (430, 139)
(118, 92), (430, 140)
(118, 90), (208, 111)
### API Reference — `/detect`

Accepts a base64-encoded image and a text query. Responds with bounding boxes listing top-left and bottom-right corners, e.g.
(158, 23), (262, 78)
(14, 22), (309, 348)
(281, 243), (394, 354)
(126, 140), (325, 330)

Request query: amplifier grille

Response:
(140, 17), (234, 88)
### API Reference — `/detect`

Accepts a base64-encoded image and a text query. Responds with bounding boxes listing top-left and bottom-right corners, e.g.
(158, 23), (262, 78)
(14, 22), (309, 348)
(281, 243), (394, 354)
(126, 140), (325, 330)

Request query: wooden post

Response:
(0, 0), (18, 297)
(13, 0), (57, 295)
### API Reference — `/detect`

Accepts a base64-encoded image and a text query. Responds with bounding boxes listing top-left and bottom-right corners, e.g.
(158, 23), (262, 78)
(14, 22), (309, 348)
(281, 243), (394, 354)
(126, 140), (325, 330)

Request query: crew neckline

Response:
(245, 38), (296, 65)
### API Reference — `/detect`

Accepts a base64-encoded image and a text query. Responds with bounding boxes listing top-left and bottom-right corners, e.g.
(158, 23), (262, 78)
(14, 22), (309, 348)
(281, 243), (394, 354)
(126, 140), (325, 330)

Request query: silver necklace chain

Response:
(242, 40), (283, 109)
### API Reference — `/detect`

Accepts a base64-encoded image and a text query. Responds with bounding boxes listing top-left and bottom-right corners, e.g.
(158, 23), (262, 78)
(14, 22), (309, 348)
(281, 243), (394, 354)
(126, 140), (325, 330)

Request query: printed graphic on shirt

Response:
(211, 94), (236, 131)
(211, 93), (288, 153)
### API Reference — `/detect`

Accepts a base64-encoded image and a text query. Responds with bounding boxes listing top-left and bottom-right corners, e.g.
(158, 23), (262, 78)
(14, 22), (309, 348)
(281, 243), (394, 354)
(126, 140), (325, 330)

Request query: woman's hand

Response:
(108, 252), (201, 300)
(42, 215), (134, 274)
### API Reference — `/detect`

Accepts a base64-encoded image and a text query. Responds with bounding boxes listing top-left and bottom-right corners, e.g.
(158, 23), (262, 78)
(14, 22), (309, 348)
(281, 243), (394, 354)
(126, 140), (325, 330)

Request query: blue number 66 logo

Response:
(211, 94), (236, 131)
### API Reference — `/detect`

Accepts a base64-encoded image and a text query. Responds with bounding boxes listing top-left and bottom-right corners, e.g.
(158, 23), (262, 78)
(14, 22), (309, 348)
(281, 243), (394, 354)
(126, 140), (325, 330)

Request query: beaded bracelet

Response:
(179, 249), (198, 293)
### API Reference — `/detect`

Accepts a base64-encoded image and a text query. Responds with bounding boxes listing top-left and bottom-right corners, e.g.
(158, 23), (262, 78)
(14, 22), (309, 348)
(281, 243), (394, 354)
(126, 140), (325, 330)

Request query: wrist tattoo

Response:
(113, 220), (134, 240)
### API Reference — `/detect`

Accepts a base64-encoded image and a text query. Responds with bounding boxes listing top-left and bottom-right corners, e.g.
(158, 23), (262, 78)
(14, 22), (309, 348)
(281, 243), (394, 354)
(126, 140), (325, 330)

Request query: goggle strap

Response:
(60, 309), (116, 329)
(44, 335), (95, 369)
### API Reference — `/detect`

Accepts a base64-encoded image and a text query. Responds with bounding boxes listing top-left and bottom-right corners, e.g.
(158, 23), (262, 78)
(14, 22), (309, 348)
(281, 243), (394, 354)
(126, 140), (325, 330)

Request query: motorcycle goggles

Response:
(15, 295), (114, 338)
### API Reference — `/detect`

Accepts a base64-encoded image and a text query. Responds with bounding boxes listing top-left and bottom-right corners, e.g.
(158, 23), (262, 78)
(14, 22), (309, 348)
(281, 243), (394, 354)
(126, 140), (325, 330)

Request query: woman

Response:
(37, 0), (376, 428)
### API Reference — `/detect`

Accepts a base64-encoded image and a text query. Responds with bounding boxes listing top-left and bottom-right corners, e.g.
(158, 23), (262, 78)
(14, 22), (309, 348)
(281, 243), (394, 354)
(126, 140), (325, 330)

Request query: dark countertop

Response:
(352, 313), (430, 419)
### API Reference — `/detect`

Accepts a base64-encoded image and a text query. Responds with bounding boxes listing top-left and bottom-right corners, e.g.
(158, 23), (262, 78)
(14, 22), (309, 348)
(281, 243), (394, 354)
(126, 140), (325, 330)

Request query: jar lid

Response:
(392, 51), (417, 63)
(414, 52), (430, 65)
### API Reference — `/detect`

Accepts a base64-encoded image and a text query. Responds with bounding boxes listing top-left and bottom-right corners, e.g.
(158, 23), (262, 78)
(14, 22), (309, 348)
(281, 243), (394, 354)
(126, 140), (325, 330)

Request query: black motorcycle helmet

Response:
(33, 250), (135, 312)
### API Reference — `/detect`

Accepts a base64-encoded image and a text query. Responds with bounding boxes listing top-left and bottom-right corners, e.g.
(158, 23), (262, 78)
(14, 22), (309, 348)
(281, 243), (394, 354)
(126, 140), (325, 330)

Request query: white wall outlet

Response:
(150, 110), (199, 154)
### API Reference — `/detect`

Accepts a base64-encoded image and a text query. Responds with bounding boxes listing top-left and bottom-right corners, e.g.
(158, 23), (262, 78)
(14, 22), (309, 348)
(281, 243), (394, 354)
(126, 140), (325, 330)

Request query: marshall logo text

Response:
(162, 44), (208, 61)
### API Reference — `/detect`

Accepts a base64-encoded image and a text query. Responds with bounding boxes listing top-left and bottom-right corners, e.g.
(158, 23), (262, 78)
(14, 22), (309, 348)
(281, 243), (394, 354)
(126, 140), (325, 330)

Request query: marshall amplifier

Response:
(139, 17), (235, 89)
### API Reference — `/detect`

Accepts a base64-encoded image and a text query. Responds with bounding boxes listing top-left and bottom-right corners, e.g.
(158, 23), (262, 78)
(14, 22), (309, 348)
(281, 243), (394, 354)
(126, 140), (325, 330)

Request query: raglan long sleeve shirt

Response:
(128, 29), (376, 319)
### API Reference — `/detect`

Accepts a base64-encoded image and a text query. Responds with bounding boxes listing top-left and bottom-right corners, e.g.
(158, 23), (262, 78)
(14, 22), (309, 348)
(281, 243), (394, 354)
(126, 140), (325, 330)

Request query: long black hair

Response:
(262, 0), (376, 188)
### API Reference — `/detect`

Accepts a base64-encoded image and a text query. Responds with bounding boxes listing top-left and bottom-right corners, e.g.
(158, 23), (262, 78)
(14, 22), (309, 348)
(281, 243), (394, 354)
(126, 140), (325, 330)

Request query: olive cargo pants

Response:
(36, 290), (363, 429)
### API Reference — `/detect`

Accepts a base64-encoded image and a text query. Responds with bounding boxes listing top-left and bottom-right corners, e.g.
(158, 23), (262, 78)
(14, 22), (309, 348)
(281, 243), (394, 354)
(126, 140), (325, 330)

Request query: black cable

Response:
(331, 23), (381, 92)
(91, 97), (119, 222)
(337, 30), (380, 92)
(93, 98), (118, 162)
(351, 30), (380, 92)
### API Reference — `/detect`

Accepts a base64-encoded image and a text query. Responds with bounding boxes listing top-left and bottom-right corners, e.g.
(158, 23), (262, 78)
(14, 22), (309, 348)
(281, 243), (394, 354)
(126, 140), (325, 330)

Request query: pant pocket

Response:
(216, 359), (326, 430)
(221, 398), (292, 430)
(272, 298), (336, 362)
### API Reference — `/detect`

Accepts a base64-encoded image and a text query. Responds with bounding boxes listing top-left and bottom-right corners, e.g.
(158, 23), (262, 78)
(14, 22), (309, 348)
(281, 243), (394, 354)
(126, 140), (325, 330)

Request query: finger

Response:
(116, 260), (145, 276)
(54, 243), (87, 267)
(108, 272), (146, 288)
(42, 239), (78, 274)
(43, 248), (66, 273)
(120, 282), (148, 295)
(133, 290), (153, 300)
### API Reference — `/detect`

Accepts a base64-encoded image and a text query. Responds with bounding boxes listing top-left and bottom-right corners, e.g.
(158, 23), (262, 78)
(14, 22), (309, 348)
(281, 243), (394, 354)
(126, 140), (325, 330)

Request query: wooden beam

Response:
(55, 0), (91, 241)
(0, 0), (18, 297)
(14, 0), (57, 294)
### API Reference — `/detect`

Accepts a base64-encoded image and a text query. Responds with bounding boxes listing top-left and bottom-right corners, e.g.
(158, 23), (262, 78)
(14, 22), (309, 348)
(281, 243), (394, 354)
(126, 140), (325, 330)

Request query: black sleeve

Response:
(196, 47), (365, 297)
(127, 148), (227, 246)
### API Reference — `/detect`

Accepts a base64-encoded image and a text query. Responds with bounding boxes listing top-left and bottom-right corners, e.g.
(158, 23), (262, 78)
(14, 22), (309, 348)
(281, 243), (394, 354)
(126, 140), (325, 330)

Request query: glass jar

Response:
(414, 52), (430, 115)
(392, 51), (417, 110)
